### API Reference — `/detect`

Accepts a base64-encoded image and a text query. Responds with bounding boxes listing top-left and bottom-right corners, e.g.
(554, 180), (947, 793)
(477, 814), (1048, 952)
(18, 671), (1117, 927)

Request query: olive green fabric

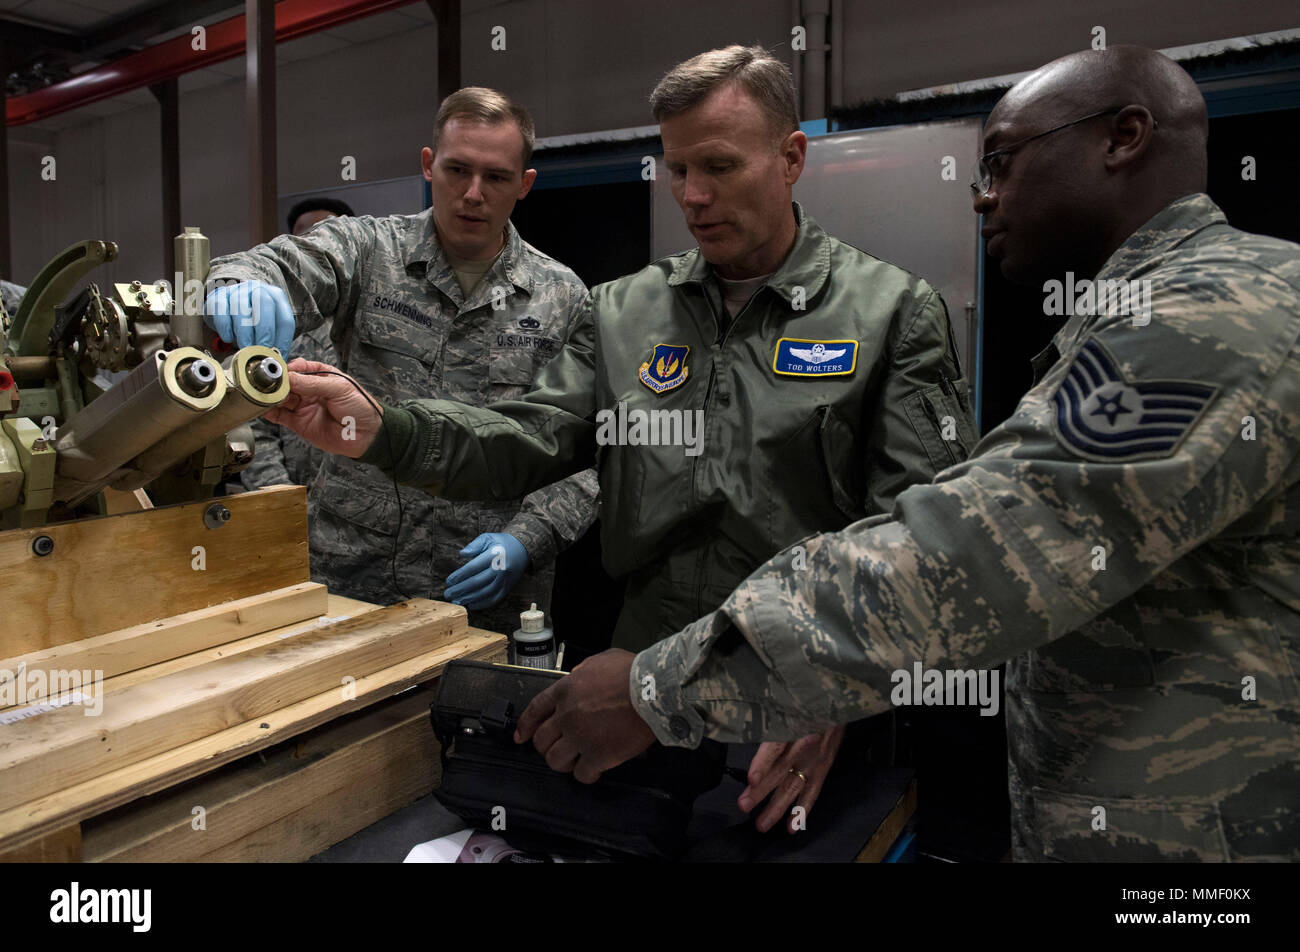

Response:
(363, 204), (975, 650)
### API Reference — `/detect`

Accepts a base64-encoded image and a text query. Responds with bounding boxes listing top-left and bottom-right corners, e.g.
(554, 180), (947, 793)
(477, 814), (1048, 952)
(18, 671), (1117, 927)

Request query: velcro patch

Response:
(1052, 338), (1218, 461)
(773, 338), (858, 377)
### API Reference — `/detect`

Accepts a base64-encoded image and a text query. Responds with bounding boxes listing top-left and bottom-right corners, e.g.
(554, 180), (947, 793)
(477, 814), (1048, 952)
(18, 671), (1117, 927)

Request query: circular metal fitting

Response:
(177, 357), (218, 397)
(203, 503), (231, 529)
(247, 356), (284, 393)
(32, 535), (54, 557)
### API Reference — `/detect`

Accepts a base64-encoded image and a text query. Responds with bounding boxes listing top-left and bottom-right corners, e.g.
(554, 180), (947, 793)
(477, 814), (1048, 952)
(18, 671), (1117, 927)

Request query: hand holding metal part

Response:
(263, 358), (384, 459)
(204, 280), (296, 356)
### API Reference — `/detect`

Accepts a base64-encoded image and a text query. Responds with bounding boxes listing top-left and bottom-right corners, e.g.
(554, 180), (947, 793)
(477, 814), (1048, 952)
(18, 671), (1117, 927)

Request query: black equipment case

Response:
(430, 660), (725, 860)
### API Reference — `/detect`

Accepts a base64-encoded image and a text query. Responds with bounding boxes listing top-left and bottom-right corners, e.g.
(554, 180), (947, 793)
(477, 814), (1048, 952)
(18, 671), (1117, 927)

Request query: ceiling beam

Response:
(5, 0), (420, 127)
(81, 0), (242, 61)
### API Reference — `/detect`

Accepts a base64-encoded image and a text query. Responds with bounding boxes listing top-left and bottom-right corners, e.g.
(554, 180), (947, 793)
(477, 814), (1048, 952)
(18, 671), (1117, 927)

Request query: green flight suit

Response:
(361, 203), (975, 651)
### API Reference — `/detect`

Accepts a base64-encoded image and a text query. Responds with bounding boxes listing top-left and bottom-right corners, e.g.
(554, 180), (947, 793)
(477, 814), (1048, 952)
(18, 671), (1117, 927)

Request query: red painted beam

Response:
(6, 0), (419, 126)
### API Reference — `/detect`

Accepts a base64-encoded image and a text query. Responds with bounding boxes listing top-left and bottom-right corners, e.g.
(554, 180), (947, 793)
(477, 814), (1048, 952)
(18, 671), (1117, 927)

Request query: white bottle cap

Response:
(519, 602), (545, 633)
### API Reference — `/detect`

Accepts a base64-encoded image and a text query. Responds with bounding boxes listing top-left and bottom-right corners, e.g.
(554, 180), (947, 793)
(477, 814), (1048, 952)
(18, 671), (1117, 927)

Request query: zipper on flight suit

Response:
(692, 285), (761, 617)
(922, 391), (963, 466)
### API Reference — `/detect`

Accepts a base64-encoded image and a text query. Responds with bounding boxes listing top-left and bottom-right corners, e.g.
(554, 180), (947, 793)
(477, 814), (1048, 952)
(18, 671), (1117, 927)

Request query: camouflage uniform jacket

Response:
(240, 320), (335, 489)
(0, 280), (24, 322)
(631, 194), (1300, 862)
(208, 210), (599, 636)
(357, 203), (975, 651)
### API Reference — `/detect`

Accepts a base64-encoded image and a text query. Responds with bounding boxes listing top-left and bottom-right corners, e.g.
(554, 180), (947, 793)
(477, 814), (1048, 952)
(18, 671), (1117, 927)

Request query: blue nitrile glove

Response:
(204, 280), (295, 356)
(443, 533), (530, 610)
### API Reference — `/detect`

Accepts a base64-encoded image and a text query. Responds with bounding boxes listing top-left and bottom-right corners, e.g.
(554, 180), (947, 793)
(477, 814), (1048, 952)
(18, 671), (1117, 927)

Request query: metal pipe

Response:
(4, 356), (57, 379)
(830, 0), (844, 111)
(428, 0), (462, 105)
(172, 227), (210, 349)
(178, 356), (218, 397)
(247, 0), (278, 246)
(151, 78), (181, 283)
(790, 0), (802, 106)
(112, 346), (289, 490)
(51, 347), (225, 498)
(803, 0), (830, 122)
(0, 40), (10, 278)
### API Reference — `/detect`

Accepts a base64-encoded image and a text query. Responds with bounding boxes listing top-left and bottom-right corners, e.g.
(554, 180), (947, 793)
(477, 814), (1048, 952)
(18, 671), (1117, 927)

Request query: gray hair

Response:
(650, 45), (799, 140)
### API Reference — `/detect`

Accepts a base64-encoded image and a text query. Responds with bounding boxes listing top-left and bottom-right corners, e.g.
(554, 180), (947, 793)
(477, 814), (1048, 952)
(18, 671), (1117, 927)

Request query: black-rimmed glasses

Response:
(970, 107), (1157, 196)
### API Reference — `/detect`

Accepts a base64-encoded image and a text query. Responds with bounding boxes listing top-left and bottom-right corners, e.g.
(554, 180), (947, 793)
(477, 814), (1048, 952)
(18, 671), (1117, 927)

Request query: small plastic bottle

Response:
(510, 603), (556, 669)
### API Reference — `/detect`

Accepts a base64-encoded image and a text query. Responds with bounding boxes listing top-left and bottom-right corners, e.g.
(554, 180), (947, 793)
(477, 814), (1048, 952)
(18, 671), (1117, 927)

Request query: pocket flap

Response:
(488, 357), (536, 386)
(355, 312), (437, 363)
(313, 468), (399, 535)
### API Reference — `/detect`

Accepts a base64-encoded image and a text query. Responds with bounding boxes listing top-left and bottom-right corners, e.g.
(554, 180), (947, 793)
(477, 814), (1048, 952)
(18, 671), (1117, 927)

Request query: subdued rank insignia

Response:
(1052, 338), (1218, 461)
(639, 343), (690, 394)
(773, 338), (858, 376)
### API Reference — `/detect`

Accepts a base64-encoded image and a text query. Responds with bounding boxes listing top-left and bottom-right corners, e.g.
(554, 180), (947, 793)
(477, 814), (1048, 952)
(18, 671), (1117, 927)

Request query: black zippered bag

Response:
(430, 660), (725, 860)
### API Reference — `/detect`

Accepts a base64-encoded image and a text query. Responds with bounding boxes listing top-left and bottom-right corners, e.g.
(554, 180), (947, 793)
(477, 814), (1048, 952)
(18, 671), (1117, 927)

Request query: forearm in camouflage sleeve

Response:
(205, 217), (374, 338)
(631, 275), (1300, 747)
(503, 468), (600, 567)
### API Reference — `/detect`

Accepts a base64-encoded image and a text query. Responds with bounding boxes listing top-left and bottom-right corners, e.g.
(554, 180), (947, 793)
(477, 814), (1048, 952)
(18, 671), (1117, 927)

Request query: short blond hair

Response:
(433, 86), (536, 167)
(650, 45), (799, 139)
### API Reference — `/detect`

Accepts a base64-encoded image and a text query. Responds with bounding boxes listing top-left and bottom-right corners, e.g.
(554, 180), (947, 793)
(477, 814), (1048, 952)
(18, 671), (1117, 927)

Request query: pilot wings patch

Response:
(1052, 338), (1218, 462)
(773, 338), (858, 377)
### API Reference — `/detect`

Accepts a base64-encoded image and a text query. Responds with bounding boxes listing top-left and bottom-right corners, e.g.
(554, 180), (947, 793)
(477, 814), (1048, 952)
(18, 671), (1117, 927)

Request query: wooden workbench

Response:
(0, 486), (506, 862)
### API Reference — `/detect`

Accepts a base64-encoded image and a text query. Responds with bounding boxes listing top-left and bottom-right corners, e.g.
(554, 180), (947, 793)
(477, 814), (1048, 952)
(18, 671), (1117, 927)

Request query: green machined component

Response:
(1, 417), (55, 528)
(13, 387), (60, 421)
(199, 438), (226, 487)
(54, 355), (84, 421)
(0, 371), (16, 418)
(0, 424), (23, 509)
(4, 239), (118, 358)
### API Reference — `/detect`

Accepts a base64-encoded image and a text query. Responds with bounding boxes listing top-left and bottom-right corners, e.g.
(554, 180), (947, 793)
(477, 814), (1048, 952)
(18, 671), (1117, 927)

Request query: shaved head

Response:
(993, 45), (1208, 189)
(976, 46), (1209, 284)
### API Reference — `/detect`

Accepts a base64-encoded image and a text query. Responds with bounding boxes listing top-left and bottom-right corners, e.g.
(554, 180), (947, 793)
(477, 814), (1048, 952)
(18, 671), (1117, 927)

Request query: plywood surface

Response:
(84, 687), (441, 862)
(0, 485), (310, 656)
(0, 599), (466, 814)
(0, 623), (505, 852)
(0, 583), (329, 707)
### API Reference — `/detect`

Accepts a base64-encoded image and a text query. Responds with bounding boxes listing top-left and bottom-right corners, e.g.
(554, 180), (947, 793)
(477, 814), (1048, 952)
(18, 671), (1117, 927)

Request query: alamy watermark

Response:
(0, 662), (105, 717)
(595, 401), (704, 457)
(1042, 272), (1152, 326)
(50, 882), (150, 932)
(890, 662), (1000, 716)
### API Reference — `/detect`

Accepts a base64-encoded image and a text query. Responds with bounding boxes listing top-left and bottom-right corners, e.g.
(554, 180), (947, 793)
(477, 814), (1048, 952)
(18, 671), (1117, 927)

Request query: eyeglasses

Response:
(970, 107), (1157, 196)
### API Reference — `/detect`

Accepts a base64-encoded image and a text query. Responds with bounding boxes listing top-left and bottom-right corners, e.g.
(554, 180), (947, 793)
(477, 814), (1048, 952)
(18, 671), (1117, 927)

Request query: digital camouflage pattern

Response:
(208, 210), (599, 636)
(241, 320), (336, 489)
(358, 203), (976, 651)
(0, 280), (24, 321)
(630, 194), (1300, 862)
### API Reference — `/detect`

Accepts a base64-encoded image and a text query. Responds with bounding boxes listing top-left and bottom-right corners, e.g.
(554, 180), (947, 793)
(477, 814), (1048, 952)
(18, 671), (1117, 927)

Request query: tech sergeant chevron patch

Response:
(1052, 338), (1218, 462)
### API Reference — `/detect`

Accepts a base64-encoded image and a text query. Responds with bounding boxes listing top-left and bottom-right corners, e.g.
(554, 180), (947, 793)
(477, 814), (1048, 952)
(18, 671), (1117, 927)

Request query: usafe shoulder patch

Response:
(639, 343), (690, 394)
